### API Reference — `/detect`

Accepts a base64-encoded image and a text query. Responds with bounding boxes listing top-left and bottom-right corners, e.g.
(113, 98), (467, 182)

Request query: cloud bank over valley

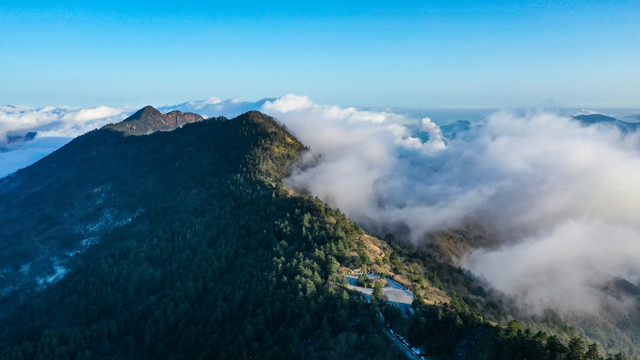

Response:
(0, 105), (132, 177)
(261, 96), (640, 314)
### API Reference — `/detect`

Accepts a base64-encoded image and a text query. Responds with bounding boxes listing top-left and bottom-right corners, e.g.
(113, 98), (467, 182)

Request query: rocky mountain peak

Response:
(103, 106), (204, 136)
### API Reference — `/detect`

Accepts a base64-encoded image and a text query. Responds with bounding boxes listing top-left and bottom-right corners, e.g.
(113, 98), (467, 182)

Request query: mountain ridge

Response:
(573, 113), (640, 133)
(103, 105), (204, 135)
(0, 108), (412, 359)
(0, 107), (632, 360)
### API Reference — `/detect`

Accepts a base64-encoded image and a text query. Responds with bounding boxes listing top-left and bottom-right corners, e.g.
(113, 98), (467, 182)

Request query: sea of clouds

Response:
(264, 96), (640, 314)
(2, 95), (640, 315)
(0, 105), (132, 177)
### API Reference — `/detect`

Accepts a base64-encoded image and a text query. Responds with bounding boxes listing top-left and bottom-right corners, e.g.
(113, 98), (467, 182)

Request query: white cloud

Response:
(262, 94), (314, 113)
(159, 97), (269, 118)
(0, 105), (131, 177)
(465, 218), (640, 313)
(69, 106), (125, 122)
(0, 105), (130, 143)
(262, 98), (640, 314)
(260, 95), (456, 231)
(0, 137), (71, 178)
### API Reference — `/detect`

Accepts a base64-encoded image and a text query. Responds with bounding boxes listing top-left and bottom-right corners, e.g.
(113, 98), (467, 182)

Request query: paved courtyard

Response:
(345, 273), (414, 310)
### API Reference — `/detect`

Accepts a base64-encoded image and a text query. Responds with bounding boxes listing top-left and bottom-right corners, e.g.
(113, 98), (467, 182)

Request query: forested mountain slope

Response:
(0, 108), (630, 359)
(0, 110), (403, 359)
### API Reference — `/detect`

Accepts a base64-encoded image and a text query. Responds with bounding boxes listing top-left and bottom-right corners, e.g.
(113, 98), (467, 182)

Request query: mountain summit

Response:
(103, 105), (204, 135)
(0, 110), (409, 359)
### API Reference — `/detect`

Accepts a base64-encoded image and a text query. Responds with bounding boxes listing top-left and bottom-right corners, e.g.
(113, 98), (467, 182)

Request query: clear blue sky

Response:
(1, 0), (639, 108)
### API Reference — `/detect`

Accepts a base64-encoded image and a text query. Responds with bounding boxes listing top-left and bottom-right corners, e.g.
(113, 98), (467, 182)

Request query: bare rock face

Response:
(103, 105), (204, 135)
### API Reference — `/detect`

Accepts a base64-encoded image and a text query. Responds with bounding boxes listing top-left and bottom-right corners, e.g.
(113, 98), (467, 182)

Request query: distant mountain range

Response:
(440, 120), (471, 141)
(572, 113), (640, 132)
(0, 132), (38, 153)
(6, 131), (37, 144)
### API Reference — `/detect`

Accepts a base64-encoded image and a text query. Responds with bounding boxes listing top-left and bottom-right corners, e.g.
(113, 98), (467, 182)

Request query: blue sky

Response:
(1, 0), (639, 108)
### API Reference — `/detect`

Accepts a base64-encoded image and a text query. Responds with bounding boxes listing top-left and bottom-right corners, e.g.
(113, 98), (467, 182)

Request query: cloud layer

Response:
(0, 105), (131, 177)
